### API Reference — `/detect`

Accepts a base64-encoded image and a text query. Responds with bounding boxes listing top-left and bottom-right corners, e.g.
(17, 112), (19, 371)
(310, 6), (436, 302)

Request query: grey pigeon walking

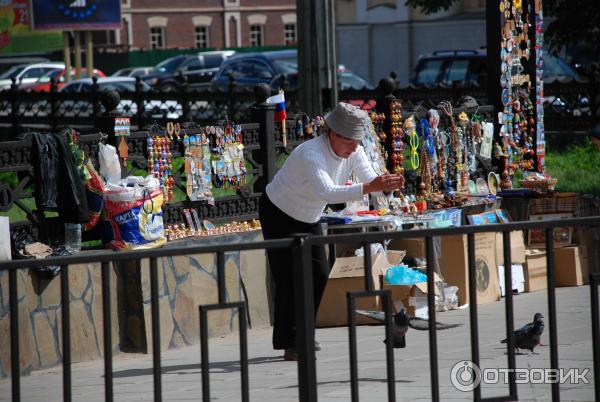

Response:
(356, 308), (462, 348)
(501, 313), (545, 354)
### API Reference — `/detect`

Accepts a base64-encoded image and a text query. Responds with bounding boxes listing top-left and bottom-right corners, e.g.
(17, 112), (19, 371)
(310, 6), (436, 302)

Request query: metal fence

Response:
(2, 216), (599, 401)
(0, 76), (597, 138)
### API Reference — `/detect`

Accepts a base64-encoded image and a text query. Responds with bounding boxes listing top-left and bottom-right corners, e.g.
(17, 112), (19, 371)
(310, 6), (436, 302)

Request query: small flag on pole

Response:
(266, 90), (288, 147)
(266, 90), (287, 121)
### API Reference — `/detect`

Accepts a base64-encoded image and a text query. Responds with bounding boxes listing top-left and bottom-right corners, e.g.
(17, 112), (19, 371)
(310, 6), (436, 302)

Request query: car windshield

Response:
(543, 54), (578, 79)
(155, 56), (187, 73)
(113, 68), (132, 77)
(38, 69), (64, 83)
(0, 66), (25, 79)
(273, 58), (298, 74)
(414, 59), (444, 85)
(339, 71), (373, 89)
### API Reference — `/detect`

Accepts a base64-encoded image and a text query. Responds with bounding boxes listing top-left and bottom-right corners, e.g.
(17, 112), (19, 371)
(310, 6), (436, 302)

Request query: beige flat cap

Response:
(324, 102), (368, 141)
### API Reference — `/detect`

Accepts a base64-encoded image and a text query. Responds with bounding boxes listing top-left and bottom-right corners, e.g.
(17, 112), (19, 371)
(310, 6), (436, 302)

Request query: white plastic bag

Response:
(99, 143), (121, 184)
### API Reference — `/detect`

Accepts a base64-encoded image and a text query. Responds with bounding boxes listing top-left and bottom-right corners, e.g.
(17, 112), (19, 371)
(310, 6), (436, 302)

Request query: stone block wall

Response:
(138, 230), (271, 351)
(0, 262), (121, 377)
(0, 230), (273, 378)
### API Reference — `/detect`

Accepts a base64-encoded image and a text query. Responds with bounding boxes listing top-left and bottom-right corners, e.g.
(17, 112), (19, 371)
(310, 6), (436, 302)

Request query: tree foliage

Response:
(404, 0), (600, 59)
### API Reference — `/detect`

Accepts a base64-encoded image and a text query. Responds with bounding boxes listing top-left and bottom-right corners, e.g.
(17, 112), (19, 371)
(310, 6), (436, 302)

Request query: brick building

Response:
(118, 0), (297, 50)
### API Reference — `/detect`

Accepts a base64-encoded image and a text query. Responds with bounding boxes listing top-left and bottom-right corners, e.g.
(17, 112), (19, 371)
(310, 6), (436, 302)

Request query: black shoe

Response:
(283, 348), (298, 361)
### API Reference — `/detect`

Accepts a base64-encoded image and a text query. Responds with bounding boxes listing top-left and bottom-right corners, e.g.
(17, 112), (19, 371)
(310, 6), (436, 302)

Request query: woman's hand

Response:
(363, 173), (404, 194)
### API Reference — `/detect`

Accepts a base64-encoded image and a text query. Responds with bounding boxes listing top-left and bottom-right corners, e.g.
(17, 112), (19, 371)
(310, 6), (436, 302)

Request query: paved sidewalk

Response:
(1, 285), (596, 401)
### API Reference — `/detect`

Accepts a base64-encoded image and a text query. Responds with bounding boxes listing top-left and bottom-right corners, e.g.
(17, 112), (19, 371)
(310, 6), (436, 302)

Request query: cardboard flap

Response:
(330, 253), (387, 279)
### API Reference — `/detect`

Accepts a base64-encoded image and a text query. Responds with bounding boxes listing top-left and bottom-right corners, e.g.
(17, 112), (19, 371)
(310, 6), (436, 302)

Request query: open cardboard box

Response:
(439, 232), (500, 306)
(316, 253), (388, 327)
(381, 270), (443, 318)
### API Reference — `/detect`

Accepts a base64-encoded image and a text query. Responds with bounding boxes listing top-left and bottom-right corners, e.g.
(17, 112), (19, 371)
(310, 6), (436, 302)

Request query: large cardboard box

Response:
(496, 231), (526, 265)
(573, 227), (599, 275)
(316, 253), (388, 327)
(554, 246), (587, 286)
(387, 238), (426, 259)
(524, 250), (547, 292)
(439, 232), (500, 306)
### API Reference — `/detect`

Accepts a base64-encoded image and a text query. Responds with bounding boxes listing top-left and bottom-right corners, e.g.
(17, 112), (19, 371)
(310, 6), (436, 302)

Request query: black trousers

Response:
(258, 193), (329, 350)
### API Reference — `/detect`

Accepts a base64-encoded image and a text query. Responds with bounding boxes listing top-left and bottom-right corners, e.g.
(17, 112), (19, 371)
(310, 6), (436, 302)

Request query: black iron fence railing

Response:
(1, 76), (597, 137)
(2, 216), (599, 401)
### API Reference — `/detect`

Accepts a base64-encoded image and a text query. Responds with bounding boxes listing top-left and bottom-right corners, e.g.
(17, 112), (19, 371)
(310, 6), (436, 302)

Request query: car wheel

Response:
(160, 83), (179, 92)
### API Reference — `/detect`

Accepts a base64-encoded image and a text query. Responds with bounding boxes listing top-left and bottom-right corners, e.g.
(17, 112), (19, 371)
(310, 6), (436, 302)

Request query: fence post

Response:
(135, 76), (144, 127)
(91, 76), (100, 119)
(180, 73), (190, 122)
(250, 83), (276, 194)
(375, 77), (397, 173)
(228, 71), (236, 120)
(50, 77), (59, 131)
(10, 78), (19, 139)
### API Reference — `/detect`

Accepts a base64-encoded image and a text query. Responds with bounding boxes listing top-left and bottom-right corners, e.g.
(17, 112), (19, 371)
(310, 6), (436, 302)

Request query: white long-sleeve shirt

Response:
(266, 134), (377, 223)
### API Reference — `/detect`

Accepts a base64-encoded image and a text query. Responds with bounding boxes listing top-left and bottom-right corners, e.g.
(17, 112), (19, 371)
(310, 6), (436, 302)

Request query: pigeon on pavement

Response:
(355, 307), (462, 348)
(501, 313), (545, 354)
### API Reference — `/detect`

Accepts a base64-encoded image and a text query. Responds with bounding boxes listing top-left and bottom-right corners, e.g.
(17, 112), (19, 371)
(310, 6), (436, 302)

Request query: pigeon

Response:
(356, 304), (462, 348)
(501, 313), (545, 354)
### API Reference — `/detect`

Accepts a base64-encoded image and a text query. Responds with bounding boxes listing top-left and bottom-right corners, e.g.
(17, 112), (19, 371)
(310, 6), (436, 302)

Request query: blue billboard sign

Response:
(30, 0), (121, 31)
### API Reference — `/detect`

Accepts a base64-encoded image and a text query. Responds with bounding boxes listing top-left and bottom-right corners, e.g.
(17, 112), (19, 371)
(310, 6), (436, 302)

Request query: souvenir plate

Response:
(487, 172), (500, 195)
(476, 177), (489, 194)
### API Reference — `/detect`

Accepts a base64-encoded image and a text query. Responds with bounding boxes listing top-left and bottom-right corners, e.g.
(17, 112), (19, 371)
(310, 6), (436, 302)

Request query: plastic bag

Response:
(384, 265), (428, 285)
(99, 143), (121, 184)
(102, 176), (166, 250)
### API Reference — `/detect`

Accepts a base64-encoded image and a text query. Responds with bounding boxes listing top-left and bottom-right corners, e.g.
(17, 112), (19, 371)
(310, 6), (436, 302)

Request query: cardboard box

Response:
(387, 238), (426, 259)
(498, 264), (525, 296)
(554, 246), (587, 286)
(527, 213), (573, 248)
(386, 250), (406, 266)
(496, 231), (526, 264)
(524, 250), (547, 292)
(316, 253), (388, 327)
(439, 232), (500, 306)
(573, 227), (599, 275)
(381, 271), (442, 318)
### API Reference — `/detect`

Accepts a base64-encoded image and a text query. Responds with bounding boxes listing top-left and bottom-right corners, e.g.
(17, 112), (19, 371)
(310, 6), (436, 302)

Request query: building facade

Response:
(335, 0), (486, 86)
(118, 0), (297, 50)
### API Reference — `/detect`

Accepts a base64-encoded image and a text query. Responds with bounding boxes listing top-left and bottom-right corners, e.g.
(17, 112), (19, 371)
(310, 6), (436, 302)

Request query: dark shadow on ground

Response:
(276, 378), (413, 390)
(111, 356), (282, 378)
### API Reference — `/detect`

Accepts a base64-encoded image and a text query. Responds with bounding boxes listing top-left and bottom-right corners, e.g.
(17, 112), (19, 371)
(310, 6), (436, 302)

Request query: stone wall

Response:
(138, 230), (271, 351)
(0, 262), (121, 377)
(0, 230), (272, 378)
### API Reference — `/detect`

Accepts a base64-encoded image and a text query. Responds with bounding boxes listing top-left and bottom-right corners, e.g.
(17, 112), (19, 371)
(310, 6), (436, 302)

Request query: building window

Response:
(195, 26), (210, 49)
(249, 25), (263, 47)
(150, 27), (165, 49)
(284, 23), (296, 46)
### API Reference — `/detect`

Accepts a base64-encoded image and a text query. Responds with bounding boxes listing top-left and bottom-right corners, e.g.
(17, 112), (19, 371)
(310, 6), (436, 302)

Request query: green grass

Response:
(545, 139), (600, 196)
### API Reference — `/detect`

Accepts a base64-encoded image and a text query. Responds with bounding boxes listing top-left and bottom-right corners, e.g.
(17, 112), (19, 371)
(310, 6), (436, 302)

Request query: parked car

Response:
(143, 50), (236, 91)
(0, 62), (65, 91)
(270, 67), (374, 91)
(411, 49), (588, 86)
(211, 49), (297, 91)
(411, 49), (590, 115)
(19, 68), (106, 92)
(112, 66), (154, 78)
(59, 77), (179, 118)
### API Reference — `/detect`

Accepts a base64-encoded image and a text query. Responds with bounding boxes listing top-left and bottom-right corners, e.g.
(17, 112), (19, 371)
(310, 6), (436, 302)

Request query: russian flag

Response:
(266, 91), (287, 122)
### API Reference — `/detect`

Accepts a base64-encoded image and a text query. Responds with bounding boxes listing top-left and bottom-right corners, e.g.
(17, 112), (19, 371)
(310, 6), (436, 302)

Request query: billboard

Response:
(31, 0), (121, 31)
(0, 0), (61, 54)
